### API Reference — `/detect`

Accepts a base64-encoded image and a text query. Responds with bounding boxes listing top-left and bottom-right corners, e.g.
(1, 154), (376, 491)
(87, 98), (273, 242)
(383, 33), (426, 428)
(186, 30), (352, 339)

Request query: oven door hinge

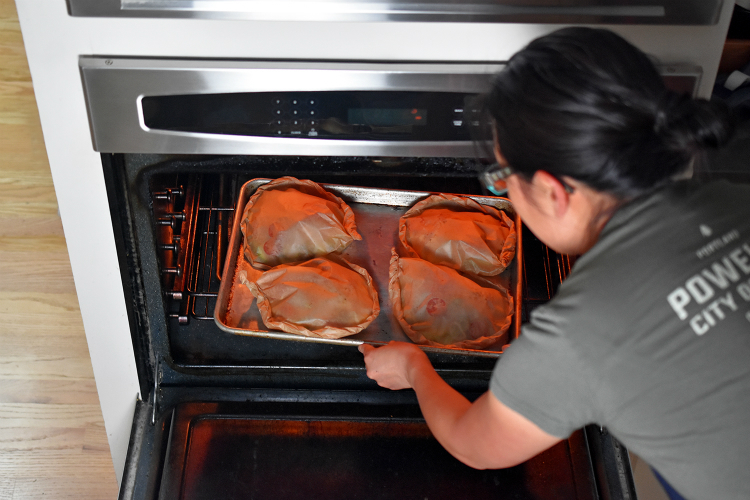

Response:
(150, 359), (163, 426)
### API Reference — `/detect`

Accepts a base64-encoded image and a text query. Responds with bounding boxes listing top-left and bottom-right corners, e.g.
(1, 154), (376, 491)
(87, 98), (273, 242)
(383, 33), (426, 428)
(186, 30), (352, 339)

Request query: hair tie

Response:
(653, 108), (668, 134)
(653, 92), (678, 135)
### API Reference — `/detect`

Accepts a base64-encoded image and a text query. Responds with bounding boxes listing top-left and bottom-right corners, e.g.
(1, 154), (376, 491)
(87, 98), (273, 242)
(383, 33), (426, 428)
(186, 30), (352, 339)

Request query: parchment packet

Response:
(399, 193), (515, 276)
(241, 257), (379, 339)
(241, 177), (361, 269)
(388, 250), (513, 349)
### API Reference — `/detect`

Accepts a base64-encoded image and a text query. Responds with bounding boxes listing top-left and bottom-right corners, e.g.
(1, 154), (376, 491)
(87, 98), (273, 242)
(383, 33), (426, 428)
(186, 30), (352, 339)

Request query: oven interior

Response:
(104, 152), (631, 500)
(106, 153), (575, 391)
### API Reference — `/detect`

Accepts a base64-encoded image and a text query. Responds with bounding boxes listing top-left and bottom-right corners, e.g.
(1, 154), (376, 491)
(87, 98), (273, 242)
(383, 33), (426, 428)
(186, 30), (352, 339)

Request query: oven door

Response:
(119, 397), (635, 500)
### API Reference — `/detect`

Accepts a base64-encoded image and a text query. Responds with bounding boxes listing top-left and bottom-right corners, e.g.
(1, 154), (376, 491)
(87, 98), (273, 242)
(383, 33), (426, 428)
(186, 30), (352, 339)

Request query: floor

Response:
(630, 453), (670, 500)
(0, 0), (119, 497)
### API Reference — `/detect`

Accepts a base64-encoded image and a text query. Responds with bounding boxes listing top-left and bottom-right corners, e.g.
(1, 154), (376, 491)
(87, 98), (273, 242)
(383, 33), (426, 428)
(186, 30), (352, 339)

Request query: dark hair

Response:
(486, 27), (734, 199)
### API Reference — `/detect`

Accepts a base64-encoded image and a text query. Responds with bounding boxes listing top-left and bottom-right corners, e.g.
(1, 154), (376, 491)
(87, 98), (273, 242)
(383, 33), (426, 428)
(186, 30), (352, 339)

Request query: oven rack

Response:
(181, 204), (233, 321)
(156, 174), (238, 325)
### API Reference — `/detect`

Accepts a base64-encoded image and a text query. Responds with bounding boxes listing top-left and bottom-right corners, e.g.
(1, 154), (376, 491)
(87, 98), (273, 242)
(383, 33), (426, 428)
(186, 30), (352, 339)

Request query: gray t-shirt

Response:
(490, 180), (750, 500)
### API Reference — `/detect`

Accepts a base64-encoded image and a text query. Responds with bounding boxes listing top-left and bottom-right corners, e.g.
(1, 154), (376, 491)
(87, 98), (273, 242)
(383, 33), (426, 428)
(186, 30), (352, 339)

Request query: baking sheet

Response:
(214, 179), (522, 357)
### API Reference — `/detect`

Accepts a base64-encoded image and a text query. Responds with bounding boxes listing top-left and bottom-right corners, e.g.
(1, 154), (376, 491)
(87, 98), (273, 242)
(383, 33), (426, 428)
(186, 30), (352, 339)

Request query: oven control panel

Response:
(141, 91), (484, 141)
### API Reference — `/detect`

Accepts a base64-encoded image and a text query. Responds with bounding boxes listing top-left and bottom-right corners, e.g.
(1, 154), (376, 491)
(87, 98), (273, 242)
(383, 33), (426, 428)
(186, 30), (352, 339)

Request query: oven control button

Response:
(305, 117), (319, 136)
(290, 117), (302, 134)
(452, 108), (465, 127)
(303, 119), (318, 132)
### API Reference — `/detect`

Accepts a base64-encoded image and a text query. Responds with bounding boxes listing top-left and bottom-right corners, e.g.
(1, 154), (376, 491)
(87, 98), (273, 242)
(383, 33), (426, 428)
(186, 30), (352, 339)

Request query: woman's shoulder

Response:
(669, 177), (750, 200)
(538, 178), (749, 339)
(590, 179), (749, 253)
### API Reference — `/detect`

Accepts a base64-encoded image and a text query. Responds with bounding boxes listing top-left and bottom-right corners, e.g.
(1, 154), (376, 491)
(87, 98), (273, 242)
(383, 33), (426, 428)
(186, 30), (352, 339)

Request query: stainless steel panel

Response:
(67, 0), (724, 25)
(214, 179), (523, 358)
(79, 57), (501, 156)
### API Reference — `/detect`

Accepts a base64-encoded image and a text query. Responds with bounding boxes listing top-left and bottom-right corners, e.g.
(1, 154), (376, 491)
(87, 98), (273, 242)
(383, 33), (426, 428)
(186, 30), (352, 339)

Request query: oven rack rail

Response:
(155, 174), (238, 325)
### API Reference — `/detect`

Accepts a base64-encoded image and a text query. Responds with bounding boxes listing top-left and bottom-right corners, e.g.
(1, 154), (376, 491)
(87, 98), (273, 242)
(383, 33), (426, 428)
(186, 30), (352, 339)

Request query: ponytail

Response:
(654, 92), (733, 155)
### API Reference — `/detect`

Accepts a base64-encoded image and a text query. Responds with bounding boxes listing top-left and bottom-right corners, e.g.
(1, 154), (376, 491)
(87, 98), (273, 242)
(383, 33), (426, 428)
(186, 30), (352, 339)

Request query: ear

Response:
(530, 171), (572, 218)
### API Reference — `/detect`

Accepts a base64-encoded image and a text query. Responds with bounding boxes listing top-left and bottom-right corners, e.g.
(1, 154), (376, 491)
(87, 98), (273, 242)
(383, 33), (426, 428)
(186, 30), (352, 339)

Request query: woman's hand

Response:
(358, 341), (431, 390)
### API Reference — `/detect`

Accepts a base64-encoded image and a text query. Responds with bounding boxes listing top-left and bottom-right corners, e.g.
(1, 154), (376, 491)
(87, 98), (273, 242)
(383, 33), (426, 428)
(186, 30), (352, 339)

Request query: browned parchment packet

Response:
(399, 193), (516, 276)
(241, 177), (361, 269)
(241, 257), (379, 339)
(388, 250), (513, 349)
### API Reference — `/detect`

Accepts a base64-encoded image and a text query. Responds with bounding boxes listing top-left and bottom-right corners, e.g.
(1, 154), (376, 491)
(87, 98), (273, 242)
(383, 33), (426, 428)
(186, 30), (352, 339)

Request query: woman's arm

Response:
(359, 341), (561, 469)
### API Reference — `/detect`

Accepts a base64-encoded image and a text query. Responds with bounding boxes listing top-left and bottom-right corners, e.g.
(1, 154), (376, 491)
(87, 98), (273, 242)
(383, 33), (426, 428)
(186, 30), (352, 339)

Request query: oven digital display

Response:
(347, 108), (427, 127)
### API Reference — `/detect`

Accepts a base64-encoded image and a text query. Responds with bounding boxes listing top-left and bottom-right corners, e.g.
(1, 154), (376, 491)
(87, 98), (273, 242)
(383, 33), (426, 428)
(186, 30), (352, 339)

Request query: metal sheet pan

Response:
(214, 178), (522, 357)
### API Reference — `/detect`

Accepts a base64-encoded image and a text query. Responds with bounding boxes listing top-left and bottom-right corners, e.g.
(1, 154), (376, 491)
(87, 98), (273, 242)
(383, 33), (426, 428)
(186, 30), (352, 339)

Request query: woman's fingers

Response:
(358, 343), (374, 355)
(358, 341), (427, 390)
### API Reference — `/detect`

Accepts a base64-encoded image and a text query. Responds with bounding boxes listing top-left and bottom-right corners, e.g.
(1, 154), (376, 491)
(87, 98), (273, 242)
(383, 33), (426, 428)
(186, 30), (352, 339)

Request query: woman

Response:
(359, 28), (750, 500)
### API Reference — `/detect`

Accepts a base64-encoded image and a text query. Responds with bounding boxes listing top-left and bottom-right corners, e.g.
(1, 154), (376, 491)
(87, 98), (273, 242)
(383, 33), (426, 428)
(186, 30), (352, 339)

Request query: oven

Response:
(91, 60), (622, 499)
(88, 58), (705, 500)
(15, 1), (736, 498)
